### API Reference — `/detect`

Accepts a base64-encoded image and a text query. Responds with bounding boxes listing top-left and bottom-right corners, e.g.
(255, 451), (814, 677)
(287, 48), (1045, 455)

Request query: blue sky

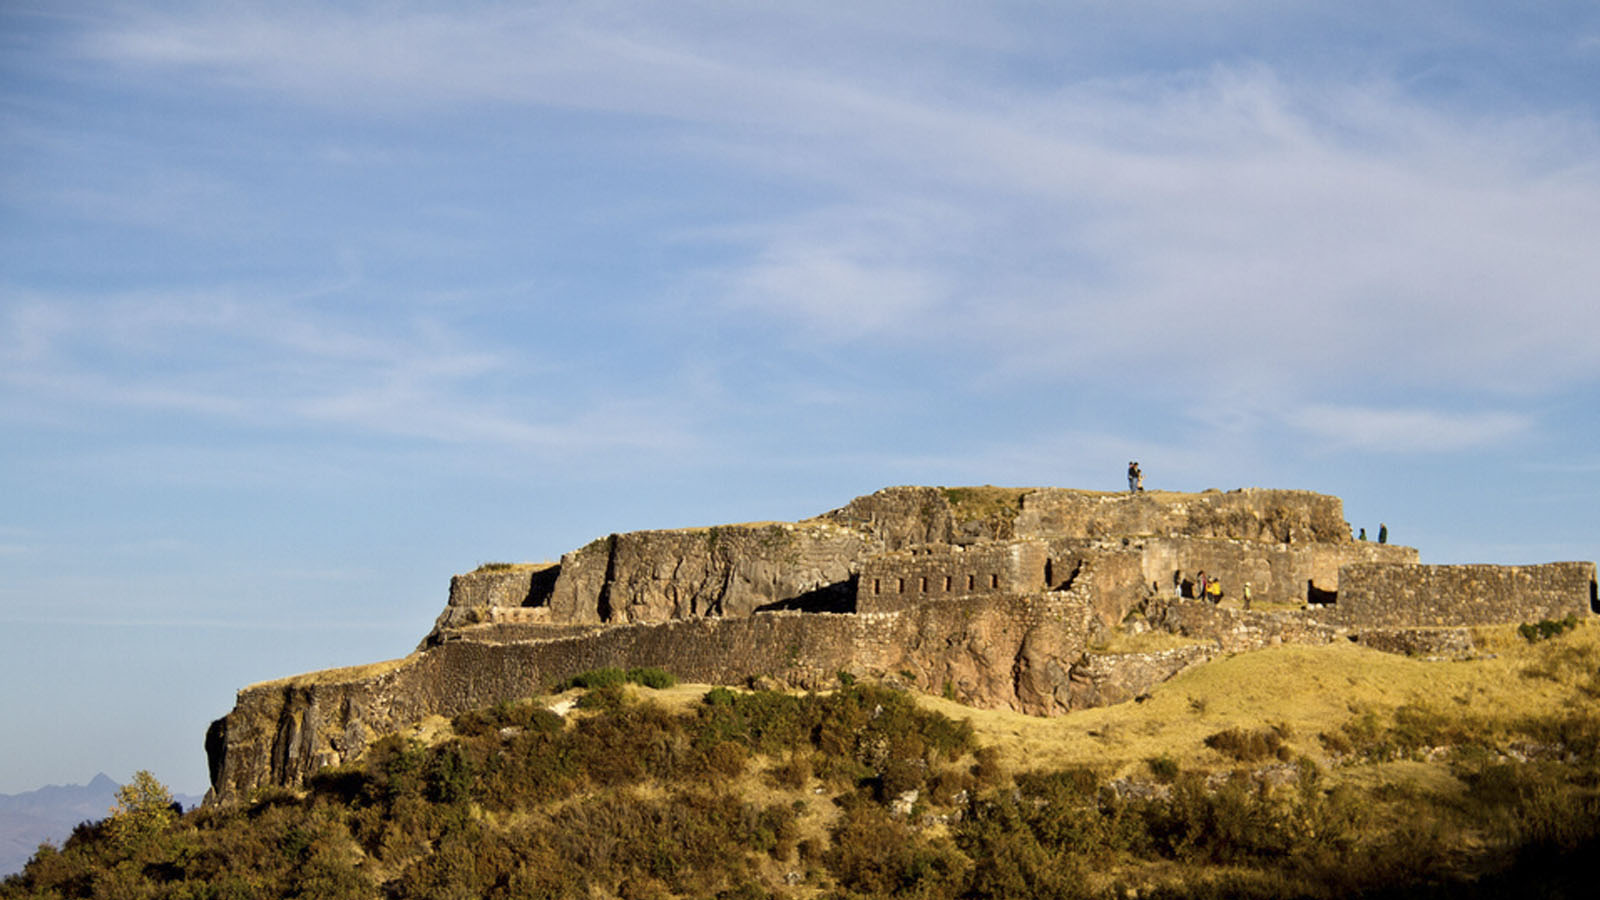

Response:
(2, 1), (1598, 796)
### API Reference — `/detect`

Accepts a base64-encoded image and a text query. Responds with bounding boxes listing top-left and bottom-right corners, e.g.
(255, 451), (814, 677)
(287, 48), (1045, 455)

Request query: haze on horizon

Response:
(2, 1), (1598, 798)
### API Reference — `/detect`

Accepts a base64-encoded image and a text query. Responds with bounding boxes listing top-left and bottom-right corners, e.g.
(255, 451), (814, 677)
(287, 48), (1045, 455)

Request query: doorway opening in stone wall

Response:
(1591, 576), (1597, 613)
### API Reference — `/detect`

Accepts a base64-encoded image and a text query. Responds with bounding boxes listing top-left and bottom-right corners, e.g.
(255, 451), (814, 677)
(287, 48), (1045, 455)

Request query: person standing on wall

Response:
(1127, 461), (1139, 493)
(1378, 523), (1388, 544)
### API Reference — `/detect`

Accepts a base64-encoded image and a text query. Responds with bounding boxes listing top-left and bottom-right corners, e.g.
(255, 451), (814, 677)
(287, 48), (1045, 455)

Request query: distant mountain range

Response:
(0, 775), (202, 878)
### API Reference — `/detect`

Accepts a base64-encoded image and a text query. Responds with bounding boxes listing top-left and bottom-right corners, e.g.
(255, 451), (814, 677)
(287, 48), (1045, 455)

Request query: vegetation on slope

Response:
(6, 623), (1599, 899)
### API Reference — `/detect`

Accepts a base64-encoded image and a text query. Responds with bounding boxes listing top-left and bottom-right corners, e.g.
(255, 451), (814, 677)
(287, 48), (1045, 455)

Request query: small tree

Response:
(107, 770), (177, 852)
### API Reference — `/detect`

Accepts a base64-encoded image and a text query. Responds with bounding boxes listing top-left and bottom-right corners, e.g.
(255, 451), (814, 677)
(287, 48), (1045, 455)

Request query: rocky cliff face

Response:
(205, 484), (1592, 806)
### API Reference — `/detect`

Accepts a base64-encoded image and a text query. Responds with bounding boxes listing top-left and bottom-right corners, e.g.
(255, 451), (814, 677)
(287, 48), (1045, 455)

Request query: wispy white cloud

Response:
(1284, 404), (1532, 452)
(0, 288), (697, 455)
(37, 2), (1600, 441)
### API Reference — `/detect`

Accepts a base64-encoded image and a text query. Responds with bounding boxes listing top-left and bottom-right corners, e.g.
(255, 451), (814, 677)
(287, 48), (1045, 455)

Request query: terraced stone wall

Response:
(207, 587), (1105, 803)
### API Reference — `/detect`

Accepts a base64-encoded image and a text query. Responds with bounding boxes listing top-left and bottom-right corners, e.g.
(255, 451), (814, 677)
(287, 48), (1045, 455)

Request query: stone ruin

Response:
(205, 485), (1598, 804)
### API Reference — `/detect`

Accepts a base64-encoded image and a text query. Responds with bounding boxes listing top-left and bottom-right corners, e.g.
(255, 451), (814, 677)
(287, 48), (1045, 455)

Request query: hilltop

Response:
(202, 485), (1595, 806)
(5, 476), (1598, 896)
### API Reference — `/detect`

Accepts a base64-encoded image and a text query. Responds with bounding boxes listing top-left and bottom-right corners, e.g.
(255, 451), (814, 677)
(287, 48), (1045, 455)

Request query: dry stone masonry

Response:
(204, 485), (1598, 804)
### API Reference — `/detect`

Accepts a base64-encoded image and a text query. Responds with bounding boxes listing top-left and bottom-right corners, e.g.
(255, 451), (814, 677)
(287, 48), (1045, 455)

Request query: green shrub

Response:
(556, 666), (677, 692)
(768, 753), (812, 790)
(556, 667), (628, 692)
(1147, 754), (1180, 782)
(626, 666), (677, 689)
(826, 804), (968, 898)
(1204, 726), (1291, 762)
(1519, 614), (1580, 643)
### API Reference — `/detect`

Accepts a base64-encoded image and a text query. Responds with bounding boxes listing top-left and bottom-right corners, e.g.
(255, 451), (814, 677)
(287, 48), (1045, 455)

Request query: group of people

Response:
(1126, 461), (1144, 493)
(1183, 570), (1252, 609)
(1356, 523), (1389, 544)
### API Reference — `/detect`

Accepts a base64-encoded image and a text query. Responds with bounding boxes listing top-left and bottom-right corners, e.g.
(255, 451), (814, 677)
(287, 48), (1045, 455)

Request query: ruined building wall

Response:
(853, 540), (1144, 628)
(855, 540), (1048, 613)
(433, 564), (559, 631)
(1041, 543), (1145, 626)
(1324, 562), (1598, 628)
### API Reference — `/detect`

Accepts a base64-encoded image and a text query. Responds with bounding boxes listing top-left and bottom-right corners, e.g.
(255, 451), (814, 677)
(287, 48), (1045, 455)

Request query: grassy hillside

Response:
(5, 624), (1597, 899)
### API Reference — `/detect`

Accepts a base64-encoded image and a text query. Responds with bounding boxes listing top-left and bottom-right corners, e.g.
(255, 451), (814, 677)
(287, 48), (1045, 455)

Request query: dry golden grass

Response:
(914, 621), (1597, 782)
(1091, 628), (1214, 654)
(336, 622), (1596, 797)
(248, 654), (416, 690)
(468, 561), (556, 574)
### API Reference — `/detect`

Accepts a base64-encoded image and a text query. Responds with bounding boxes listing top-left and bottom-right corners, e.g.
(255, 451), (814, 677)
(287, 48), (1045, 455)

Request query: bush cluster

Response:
(8, 683), (1600, 900)
(1518, 614), (1580, 643)
(552, 666), (678, 692)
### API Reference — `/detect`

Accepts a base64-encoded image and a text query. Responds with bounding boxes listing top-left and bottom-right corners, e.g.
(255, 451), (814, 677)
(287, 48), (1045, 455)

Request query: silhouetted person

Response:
(1358, 528), (1366, 541)
(1378, 523), (1388, 544)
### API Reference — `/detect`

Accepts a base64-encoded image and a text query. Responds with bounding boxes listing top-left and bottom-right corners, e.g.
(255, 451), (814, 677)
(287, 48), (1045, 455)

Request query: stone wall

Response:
(1141, 597), (1338, 652)
(1014, 488), (1351, 544)
(544, 521), (872, 625)
(1348, 627), (1476, 659)
(1066, 646), (1217, 709)
(1324, 562), (1598, 628)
